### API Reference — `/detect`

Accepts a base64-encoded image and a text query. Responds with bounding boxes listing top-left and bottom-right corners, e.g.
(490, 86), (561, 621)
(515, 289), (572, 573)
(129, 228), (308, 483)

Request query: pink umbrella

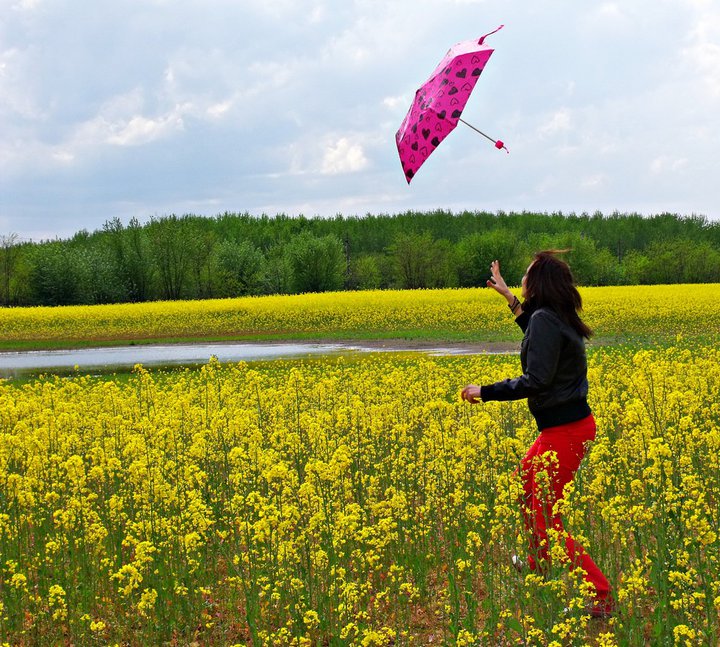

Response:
(396, 25), (507, 183)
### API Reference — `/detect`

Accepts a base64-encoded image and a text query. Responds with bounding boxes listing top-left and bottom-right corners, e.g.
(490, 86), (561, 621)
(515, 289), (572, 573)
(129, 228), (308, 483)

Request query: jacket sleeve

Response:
(480, 310), (563, 402)
(515, 309), (531, 333)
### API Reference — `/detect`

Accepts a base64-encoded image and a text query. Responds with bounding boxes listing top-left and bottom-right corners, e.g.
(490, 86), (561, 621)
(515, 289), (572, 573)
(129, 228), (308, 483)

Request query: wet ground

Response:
(0, 339), (518, 378)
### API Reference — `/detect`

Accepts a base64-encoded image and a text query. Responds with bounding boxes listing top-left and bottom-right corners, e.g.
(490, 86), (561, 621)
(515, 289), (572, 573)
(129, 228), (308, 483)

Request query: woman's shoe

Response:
(511, 555), (526, 572)
(587, 598), (615, 619)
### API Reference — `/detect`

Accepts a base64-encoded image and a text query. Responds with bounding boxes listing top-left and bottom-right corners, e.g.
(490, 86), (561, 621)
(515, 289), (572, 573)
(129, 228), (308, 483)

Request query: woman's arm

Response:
(462, 310), (563, 405)
(480, 310), (563, 402)
(487, 260), (523, 318)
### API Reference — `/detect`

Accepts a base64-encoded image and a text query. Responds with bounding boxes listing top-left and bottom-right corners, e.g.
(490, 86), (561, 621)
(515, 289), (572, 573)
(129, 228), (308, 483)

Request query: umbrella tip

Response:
(478, 24), (504, 45)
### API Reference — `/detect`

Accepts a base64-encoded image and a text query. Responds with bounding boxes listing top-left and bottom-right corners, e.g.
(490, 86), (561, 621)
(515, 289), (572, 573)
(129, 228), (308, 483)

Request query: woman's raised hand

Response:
(486, 260), (511, 298)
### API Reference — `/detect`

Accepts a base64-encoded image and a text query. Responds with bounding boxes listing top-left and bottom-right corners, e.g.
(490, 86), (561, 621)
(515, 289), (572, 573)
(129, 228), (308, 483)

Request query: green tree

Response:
(9, 210), (720, 306)
(286, 233), (346, 293)
(212, 239), (265, 297)
(148, 216), (191, 300)
(389, 231), (455, 289)
(28, 242), (89, 305)
(185, 221), (216, 299)
(262, 245), (292, 295)
(525, 232), (620, 286)
(83, 244), (130, 304)
(104, 217), (155, 301)
(641, 238), (720, 284)
(0, 233), (20, 306)
(347, 254), (382, 290)
(621, 251), (651, 285)
(454, 229), (526, 288)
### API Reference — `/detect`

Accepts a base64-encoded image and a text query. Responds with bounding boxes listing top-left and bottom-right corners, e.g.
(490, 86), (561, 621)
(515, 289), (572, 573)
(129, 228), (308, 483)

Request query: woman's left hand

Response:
(461, 385), (482, 404)
(487, 260), (511, 298)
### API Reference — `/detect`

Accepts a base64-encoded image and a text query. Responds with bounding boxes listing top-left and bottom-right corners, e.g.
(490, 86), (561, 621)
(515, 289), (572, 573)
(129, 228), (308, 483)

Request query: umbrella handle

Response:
(478, 24), (504, 45)
(458, 118), (509, 153)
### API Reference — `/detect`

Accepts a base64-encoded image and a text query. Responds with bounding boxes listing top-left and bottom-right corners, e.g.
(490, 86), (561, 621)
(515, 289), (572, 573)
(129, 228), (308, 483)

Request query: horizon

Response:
(6, 207), (717, 247)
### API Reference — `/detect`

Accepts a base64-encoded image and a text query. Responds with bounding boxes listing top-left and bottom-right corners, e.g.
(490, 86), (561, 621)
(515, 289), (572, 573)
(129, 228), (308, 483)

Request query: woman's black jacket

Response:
(480, 305), (591, 430)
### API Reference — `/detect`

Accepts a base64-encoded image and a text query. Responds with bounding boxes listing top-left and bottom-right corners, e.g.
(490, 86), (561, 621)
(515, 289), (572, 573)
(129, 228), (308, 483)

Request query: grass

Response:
(1, 284), (718, 352)
(2, 286), (719, 644)
(2, 346), (719, 644)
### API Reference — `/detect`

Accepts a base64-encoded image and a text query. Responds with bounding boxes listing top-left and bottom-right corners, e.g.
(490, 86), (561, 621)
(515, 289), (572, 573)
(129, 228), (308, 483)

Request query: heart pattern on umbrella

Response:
(395, 29), (503, 182)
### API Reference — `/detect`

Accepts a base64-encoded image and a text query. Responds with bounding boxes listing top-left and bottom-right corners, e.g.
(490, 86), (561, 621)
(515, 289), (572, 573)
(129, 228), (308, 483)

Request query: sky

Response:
(1, 0), (719, 242)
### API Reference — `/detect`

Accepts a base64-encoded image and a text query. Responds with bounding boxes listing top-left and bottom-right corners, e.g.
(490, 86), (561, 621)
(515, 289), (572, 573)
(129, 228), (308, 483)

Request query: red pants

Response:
(519, 414), (611, 601)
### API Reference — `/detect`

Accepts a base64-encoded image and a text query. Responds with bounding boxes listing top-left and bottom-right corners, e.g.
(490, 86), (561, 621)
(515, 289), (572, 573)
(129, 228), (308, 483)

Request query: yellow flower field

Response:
(0, 284), (718, 348)
(1, 342), (719, 644)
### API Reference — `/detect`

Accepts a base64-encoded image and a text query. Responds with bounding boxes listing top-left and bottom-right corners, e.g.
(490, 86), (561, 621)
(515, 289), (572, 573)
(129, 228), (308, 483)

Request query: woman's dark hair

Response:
(524, 250), (593, 339)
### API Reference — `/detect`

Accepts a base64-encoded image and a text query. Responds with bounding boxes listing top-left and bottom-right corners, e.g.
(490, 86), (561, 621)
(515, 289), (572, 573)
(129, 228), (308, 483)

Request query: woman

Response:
(461, 251), (613, 618)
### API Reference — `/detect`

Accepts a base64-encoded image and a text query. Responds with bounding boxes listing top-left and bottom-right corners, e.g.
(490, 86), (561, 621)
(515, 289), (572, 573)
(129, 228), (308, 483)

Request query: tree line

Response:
(1, 210), (719, 307)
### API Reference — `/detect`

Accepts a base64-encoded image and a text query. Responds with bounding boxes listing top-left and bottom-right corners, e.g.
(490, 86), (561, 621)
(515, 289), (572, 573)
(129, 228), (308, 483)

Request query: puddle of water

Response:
(0, 342), (514, 378)
(0, 343), (346, 376)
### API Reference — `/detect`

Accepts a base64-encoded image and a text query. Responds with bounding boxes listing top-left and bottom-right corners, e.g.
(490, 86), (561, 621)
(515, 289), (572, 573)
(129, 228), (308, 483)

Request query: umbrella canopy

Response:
(396, 25), (506, 183)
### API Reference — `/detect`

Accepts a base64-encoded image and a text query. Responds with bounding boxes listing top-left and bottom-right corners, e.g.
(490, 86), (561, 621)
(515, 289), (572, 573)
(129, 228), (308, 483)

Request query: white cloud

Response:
(308, 5), (326, 23)
(596, 3), (627, 22)
(577, 2), (634, 36)
(64, 88), (186, 149)
(11, 0), (41, 9)
(321, 137), (369, 174)
(92, 89), (146, 121)
(650, 156), (689, 174)
(206, 99), (233, 119)
(1, 83), (190, 174)
(683, 40), (720, 97)
(51, 149), (74, 163)
(241, 0), (328, 23)
(320, 22), (374, 66)
(580, 174), (606, 189)
(2, 0), (720, 239)
(677, 0), (716, 8)
(535, 175), (561, 195)
(537, 108), (572, 138)
(105, 113), (184, 147)
(383, 95), (410, 111)
(0, 47), (42, 120)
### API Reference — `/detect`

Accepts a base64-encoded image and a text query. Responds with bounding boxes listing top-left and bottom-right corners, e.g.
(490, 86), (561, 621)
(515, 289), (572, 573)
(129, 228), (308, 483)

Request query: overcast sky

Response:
(1, 0), (719, 241)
